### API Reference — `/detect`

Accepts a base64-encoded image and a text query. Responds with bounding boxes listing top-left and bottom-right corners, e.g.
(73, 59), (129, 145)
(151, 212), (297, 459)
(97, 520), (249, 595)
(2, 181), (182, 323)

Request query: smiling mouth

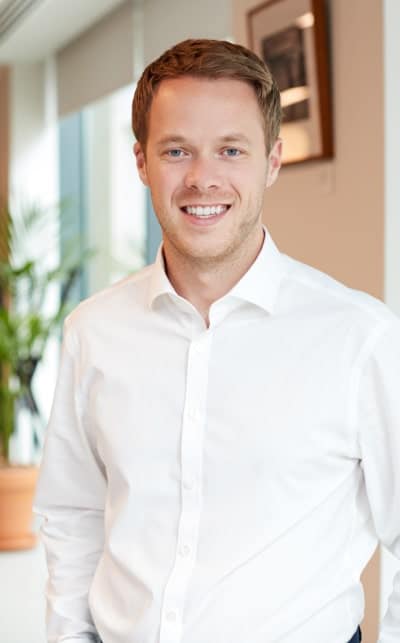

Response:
(181, 204), (230, 218)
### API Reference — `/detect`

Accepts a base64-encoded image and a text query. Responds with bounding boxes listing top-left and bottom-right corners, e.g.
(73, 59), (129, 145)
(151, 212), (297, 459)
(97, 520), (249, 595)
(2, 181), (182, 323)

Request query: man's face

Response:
(134, 76), (281, 268)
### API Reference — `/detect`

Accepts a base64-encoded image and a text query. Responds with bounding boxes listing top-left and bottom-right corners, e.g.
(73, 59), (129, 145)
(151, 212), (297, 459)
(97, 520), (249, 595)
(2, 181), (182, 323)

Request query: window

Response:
(59, 82), (161, 300)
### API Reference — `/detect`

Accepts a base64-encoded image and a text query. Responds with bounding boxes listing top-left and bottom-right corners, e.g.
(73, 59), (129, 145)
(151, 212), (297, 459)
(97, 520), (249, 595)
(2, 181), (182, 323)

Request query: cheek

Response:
(230, 165), (267, 197)
(169, 174), (189, 199)
(147, 167), (183, 205)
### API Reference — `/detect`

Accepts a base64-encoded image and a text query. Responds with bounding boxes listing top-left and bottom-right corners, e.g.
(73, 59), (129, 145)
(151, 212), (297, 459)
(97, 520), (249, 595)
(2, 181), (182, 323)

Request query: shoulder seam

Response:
(67, 266), (154, 317)
(283, 258), (385, 322)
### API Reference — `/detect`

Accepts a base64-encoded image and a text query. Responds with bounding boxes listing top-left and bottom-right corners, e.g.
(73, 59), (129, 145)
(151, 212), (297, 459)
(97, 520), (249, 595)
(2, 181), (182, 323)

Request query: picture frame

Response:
(247, 0), (333, 165)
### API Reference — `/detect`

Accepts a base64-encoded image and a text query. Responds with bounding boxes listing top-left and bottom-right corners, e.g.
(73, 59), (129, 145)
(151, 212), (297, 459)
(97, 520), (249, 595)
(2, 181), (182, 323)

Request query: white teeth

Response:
(184, 205), (228, 217)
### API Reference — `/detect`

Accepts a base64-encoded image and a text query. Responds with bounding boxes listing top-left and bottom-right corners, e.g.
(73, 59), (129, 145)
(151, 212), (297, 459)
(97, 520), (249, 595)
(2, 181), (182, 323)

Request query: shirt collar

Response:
(147, 246), (178, 310)
(227, 227), (286, 314)
(147, 227), (287, 315)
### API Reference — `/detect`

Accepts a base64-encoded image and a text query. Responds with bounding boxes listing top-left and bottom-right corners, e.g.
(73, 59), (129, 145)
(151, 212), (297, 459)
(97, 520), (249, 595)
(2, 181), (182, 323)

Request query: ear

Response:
(266, 138), (283, 188)
(134, 142), (149, 186)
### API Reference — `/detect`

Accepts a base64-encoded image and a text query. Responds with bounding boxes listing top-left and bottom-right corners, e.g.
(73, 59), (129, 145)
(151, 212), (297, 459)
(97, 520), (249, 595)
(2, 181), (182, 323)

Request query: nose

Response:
(184, 157), (222, 191)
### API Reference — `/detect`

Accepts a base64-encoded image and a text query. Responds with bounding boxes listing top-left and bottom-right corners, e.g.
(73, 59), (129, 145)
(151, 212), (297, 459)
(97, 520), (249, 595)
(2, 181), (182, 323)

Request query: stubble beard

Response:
(158, 196), (265, 273)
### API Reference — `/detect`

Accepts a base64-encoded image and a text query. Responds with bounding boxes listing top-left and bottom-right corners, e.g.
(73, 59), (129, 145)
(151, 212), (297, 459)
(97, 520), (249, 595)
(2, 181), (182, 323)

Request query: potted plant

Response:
(0, 200), (86, 550)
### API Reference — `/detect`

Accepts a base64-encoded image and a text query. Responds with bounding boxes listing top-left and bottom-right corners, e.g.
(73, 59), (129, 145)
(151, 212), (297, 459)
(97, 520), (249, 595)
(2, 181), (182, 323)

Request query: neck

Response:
(163, 228), (265, 326)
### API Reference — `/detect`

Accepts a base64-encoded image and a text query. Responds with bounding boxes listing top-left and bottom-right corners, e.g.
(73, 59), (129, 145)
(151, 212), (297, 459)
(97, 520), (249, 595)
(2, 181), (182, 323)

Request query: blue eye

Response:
(167, 149), (184, 157)
(223, 148), (241, 157)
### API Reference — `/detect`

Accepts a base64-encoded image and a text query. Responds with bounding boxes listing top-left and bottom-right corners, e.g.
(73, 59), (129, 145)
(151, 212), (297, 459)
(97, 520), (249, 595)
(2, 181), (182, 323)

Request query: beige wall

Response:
(57, 1), (134, 117)
(143, 0), (232, 66)
(235, 0), (384, 299)
(234, 0), (384, 640)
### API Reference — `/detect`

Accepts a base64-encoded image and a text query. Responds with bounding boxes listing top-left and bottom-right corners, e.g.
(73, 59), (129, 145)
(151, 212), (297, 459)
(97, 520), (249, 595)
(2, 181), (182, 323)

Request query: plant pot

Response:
(0, 464), (38, 550)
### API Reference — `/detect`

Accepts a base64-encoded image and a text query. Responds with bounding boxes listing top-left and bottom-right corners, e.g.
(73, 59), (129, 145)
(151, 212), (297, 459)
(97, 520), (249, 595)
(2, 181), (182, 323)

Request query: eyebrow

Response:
(156, 135), (187, 147)
(155, 133), (252, 147)
(218, 133), (252, 145)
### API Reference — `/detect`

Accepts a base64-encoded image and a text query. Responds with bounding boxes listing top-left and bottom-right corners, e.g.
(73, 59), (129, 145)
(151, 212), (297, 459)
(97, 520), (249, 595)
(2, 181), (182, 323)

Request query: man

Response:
(34, 39), (400, 643)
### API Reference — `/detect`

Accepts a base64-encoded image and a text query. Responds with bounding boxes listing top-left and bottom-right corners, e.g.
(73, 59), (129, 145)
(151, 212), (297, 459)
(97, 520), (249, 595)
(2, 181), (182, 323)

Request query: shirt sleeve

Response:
(356, 318), (400, 643)
(33, 319), (106, 643)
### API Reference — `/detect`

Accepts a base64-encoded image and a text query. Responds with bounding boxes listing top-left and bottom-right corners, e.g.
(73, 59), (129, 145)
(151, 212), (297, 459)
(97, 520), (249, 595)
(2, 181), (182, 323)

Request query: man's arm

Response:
(33, 319), (106, 642)
(356, 318), (400, 642)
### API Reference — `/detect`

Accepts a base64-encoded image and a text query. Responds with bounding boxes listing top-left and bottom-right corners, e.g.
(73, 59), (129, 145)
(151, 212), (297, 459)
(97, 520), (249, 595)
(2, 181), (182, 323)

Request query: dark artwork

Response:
(262, 25), (309, 123)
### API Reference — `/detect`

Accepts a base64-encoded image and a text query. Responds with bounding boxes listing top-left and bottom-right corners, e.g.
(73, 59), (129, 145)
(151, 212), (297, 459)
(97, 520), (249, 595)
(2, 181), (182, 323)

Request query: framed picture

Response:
(247, 0), (333, 165)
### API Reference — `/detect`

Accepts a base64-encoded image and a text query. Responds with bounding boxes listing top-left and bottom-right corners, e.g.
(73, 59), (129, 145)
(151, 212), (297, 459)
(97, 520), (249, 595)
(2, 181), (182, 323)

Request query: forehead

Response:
(147, 76), (265, 142)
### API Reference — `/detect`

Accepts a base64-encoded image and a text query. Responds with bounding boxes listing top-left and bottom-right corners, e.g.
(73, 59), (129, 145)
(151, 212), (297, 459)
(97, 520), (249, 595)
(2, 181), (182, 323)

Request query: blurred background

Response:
(0, 1), (399, 641)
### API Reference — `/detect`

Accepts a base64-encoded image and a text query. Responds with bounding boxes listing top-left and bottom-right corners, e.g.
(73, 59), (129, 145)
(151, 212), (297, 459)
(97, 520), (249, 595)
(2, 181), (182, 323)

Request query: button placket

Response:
(182, 478), (195, 491)
(159, 331), (212, 643)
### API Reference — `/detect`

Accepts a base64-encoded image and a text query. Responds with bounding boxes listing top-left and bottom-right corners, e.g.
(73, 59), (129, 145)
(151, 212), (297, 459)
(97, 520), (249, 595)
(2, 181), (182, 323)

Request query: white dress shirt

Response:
(34, 229), (400, 643)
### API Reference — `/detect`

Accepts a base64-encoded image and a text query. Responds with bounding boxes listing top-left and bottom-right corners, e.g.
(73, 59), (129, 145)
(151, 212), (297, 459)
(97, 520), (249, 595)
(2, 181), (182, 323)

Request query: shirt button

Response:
(179, 544), (191, 557)
(183, 478), (195, 491)
(166, 610), (178, 623)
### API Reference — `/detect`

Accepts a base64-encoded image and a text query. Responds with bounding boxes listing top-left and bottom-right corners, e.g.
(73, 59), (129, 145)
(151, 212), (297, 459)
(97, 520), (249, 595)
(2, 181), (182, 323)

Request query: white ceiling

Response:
(0, 0), (127, 62)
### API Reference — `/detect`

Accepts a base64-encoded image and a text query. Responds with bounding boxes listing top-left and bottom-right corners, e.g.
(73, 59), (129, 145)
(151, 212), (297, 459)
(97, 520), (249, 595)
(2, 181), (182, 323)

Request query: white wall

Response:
(383, 0), (400, 316)
(10, 60), (58, 203)
(9, 58), (59, 462)
(381, 0), (400, 623)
